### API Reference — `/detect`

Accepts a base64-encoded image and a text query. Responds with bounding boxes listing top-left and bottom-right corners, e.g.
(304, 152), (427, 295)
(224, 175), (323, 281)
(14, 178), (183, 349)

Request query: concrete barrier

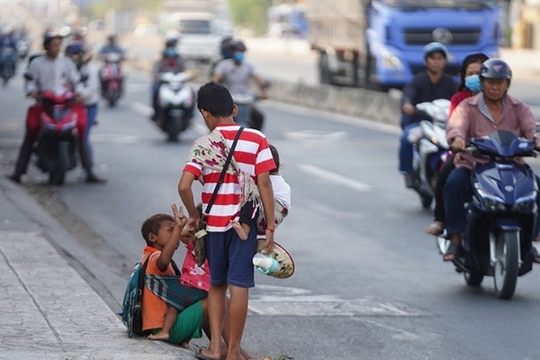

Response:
(127, 57), (402, 127)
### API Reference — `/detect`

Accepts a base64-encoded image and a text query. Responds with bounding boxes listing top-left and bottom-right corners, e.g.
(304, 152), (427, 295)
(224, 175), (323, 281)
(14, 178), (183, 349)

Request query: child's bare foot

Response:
(231, 220), (248, 240)
(148, 331), (169, 340)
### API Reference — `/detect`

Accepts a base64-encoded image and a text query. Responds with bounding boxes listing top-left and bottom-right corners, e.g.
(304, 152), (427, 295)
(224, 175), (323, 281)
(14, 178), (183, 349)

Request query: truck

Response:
(162, 0), (233, 64)
(306, 0), (501, 90)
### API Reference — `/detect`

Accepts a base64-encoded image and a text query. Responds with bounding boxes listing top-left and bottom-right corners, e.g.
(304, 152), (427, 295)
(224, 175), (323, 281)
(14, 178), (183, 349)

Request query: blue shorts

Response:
(206, 227), (257, 288)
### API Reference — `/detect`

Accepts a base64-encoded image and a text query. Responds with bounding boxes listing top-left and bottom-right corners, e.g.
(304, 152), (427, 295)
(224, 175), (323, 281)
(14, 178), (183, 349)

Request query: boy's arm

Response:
(156, 204), (186, 271)
(178, 171), (200, 234)
(257, 171), (275, 253)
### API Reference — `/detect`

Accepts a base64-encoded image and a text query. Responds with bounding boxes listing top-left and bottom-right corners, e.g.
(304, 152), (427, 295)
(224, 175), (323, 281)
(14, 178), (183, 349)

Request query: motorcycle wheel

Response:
(49, 143), (69, 185)
(108, 90), (118, 107)
(493, 230), (519, 299)
(464, 271), (484, 286)
(167, 116), (181, 142)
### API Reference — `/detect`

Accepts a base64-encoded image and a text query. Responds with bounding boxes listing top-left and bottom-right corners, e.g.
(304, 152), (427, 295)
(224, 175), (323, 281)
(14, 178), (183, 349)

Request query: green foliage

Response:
(229, 0), (272, 35)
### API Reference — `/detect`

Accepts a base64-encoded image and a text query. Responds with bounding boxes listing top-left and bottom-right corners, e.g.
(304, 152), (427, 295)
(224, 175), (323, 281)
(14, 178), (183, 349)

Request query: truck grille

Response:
(404, 28), (481, 45)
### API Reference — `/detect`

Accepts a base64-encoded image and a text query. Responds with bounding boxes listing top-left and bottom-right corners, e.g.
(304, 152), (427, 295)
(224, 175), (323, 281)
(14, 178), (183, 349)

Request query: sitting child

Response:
(231, 144), (291, 240)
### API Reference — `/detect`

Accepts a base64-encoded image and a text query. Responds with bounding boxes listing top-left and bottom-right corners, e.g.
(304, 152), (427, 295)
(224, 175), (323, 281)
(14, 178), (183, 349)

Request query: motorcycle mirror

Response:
(80, 74), (88, 83)
(23, 72), (33, 81)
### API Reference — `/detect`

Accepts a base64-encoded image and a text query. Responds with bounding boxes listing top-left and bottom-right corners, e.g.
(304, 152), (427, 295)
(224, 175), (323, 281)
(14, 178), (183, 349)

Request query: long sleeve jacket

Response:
(25, 54), (82, 96)
(446, 92), (537, 170)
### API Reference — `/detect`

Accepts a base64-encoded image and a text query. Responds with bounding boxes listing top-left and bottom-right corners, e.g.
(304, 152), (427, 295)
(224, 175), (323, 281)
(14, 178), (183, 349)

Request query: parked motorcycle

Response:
(156, 71), (194, 142)
(34, 88), (81, 185)
(0, 47), (17, 85)
(408, 99), (451, 208)
(435, 130), (538, 299)
(100, 52), (123, 107)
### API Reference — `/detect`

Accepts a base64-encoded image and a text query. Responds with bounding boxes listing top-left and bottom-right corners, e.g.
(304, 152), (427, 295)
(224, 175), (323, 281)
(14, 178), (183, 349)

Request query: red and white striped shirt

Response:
(183, 124), (275, 232)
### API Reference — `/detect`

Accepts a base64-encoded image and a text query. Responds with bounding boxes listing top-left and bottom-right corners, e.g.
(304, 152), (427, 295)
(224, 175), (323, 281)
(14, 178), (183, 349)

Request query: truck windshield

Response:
(179, 20), (212, 35)
(383, 0), (496, 10)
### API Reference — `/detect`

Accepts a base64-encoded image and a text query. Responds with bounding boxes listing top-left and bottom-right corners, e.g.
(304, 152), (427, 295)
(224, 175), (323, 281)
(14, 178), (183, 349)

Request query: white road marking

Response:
(300, 164), (371, 192)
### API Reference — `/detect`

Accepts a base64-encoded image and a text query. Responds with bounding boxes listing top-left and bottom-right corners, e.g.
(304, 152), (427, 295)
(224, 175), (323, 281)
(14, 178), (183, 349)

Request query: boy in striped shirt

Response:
(178, 82), (275, 360)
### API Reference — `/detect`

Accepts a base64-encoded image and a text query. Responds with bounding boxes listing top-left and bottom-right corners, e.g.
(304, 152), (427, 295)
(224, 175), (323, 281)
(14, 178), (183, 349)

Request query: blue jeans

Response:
(85, 104), (98, 159)
(398, 122), (419, 174)
(444, 166), (540, 237)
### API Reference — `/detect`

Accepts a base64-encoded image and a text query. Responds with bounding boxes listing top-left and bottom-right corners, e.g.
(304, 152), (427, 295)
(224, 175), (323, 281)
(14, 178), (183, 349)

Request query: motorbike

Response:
(100, 52), (123, 107)
(407, 99), (451, 208)
(156, 71), (194, 142)
(231, 85), (270, 131)
(34, 88), (81, 185)
(436, 130), (538, 299)
(16, 37), (30, 60)
(0, 47), (17, 85)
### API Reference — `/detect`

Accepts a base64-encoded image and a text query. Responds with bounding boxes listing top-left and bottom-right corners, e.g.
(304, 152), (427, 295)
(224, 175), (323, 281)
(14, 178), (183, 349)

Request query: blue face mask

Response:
(233, 52), (244, 63)
(465, 74), (481, 93)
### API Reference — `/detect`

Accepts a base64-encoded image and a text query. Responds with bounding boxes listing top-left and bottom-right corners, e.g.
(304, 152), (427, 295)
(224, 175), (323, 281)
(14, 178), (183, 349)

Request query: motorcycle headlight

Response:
(512, 192), (537, 213)
(477, 189), (506, 212)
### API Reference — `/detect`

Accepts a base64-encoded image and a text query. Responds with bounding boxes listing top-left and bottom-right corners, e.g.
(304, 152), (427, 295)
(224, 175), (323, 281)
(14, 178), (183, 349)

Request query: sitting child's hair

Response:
(141, 213), (174, 246)
(269, 144), (280, 171)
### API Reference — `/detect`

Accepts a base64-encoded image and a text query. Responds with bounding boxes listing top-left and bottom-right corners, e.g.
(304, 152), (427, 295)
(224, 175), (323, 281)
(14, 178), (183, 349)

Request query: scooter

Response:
(34, 88), (81, 185)
(0, 47), (17, 85)
(156, 71), (194, 142)
(435, 130), (538, 299)
(408, 99), (451, 208)
(100, 52), (123, 107)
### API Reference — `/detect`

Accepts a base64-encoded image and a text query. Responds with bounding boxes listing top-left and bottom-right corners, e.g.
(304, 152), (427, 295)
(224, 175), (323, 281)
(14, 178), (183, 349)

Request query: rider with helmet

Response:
(425, 52), (489, 236)
(399, 42), (458, 188)
(64, 41), (105, 183)
(97, 33), (124, 95)
(442, 58), (540, 262)
(8, 32), (93, 184)
(150, 44), (190, 122)
(209, 36), (235, 76)
(212, 39), (269, 129)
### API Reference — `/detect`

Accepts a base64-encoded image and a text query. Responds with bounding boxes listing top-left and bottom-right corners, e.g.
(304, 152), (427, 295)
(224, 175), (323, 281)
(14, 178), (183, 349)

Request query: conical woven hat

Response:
(257, 240), (295, 279)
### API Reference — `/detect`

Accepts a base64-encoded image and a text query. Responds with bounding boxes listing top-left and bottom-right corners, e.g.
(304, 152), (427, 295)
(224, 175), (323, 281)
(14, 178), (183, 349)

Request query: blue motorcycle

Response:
(437, 130), (538, 299)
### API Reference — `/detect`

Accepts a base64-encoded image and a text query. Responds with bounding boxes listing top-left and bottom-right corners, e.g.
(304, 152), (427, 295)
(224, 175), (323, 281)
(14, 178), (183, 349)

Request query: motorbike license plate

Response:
(169, 109), (183, 117)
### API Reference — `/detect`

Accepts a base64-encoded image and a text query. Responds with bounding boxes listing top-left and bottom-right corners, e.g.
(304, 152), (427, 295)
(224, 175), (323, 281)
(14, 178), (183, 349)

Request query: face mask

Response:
(233, 52), (244, 63)
(465, 74), (481, 93)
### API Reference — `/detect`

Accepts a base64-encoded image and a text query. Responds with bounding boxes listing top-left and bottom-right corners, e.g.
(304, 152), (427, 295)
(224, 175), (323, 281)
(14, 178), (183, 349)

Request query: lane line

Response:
(299, 164), (371, 191)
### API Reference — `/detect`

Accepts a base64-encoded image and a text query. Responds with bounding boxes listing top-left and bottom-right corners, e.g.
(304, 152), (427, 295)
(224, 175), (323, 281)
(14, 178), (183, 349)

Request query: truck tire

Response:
(319, 53), (331, 85)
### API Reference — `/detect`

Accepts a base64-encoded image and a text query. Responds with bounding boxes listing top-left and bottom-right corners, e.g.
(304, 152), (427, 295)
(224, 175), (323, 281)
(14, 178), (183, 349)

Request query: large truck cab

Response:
(367, 0), (500, 88)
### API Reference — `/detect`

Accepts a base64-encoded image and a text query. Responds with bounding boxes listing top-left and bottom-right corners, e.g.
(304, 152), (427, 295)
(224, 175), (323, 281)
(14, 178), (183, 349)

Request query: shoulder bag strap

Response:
(204, 127), (244, 216)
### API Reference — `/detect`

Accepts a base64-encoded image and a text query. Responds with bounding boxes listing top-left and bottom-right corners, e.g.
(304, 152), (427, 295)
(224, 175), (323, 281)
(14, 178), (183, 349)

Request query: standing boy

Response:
(178, 82), (276, 360)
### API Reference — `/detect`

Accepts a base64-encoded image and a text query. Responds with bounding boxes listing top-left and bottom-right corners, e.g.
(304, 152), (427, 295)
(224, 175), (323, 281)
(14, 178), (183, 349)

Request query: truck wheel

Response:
(319, 53), (331, 85)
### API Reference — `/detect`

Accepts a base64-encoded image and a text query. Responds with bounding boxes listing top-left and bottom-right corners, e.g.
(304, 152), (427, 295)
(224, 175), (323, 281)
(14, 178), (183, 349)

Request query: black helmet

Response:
(43, 32), (63, 50)
(423, 42), (447, 59)
(461, 52), (489, 69)
(480, 58), (512, 80)
(234, 40), (247, 52)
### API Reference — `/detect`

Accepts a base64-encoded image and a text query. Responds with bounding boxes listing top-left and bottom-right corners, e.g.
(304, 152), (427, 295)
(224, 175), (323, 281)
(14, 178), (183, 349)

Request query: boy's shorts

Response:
(206, 227), (257, 288)
(166, 300), (204, 344)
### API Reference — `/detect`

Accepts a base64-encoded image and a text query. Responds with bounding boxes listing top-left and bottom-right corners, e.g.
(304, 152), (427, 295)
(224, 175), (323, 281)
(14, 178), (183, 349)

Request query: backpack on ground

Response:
(121, 257), (150, 338)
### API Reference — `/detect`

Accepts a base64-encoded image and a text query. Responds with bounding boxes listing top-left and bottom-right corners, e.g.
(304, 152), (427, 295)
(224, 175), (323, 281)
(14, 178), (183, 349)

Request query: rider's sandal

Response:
(425, 222), (444, 236)
(443, 243), (461, 262)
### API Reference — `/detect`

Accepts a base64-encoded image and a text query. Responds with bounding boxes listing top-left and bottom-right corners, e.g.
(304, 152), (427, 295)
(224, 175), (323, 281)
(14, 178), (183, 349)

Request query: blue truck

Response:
(306, 0), (501, 90)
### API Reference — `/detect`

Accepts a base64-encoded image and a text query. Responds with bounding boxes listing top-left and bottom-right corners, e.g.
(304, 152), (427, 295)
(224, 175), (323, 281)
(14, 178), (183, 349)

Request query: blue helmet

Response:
(65, 41), (85, 55)
(423, 42), (447, 59)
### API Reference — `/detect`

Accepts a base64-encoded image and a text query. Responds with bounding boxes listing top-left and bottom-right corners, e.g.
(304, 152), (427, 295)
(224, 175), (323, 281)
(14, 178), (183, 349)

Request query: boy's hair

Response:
(197, 81), (234, 117)
(141, 213), (174, 246)
(269, 144), (280, 171)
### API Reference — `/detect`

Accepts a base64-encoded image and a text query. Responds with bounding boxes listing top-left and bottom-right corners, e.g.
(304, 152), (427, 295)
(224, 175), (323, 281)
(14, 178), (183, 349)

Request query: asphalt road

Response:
(1, 66), (539, 360)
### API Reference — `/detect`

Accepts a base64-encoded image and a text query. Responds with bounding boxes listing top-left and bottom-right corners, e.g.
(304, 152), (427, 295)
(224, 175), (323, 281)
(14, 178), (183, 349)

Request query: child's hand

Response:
(171, 203), (188, 228)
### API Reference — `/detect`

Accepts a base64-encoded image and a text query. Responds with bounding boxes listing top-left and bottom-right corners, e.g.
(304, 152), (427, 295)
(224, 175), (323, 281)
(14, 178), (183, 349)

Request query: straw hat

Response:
(257, 240), (295, 279)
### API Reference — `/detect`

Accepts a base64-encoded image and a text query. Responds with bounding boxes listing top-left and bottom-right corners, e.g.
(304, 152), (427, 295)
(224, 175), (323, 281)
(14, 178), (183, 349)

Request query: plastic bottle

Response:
(252, 252), (281, 274)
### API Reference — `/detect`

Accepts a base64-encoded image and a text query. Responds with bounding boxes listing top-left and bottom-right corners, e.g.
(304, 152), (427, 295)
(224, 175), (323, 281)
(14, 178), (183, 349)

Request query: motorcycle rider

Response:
(443, 59), (540, 263)
(150, 40), (188, 122)
(7, 32), (95, 184)
(65, 41), (106, 183)
(399, 42), (458, 188)
(97, 33), (124, 95)
(208, 36), (234, 77)
(0, 25), (18, 76)
(212, 40), (269, 128)
(425, 52), (489, 236)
